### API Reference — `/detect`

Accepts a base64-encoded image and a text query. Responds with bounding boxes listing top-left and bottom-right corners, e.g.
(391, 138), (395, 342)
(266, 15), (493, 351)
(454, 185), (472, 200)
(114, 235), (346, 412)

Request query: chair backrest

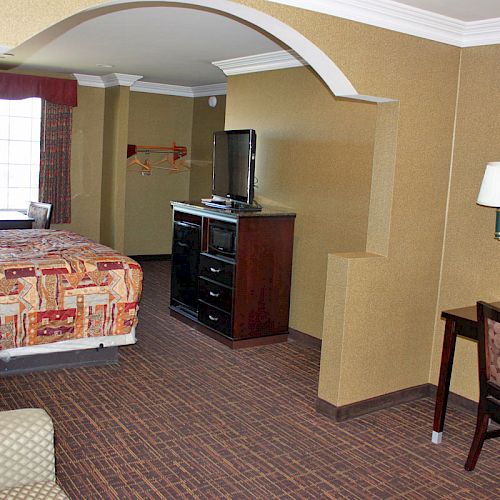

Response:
(476, 301), (500, 400)
(27, 202), (53, 229)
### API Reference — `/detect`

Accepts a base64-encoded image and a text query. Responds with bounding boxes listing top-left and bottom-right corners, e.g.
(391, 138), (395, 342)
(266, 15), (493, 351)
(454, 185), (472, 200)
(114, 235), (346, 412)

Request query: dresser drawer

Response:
(199, 254), (234, 287)
(199, 302), (232, 337)
(199, 278), (233, 312)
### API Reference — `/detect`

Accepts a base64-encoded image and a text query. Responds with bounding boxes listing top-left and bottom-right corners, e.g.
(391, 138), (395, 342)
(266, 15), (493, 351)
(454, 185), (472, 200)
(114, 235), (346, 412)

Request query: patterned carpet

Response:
(1, 260), (500, 499)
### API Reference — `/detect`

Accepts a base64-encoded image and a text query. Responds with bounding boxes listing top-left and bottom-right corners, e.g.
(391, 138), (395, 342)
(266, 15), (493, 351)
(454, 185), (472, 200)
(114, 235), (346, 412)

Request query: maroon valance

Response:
(0, 73), (77, 107)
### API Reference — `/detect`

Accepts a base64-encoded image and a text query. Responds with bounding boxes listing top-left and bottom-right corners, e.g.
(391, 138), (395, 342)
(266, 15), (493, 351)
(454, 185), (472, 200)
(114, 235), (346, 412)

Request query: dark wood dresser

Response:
(170, 201), (296, 348)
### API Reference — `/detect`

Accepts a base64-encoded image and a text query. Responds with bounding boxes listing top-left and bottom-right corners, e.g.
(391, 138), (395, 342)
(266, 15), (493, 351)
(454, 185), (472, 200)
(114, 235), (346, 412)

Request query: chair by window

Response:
(28, 202), (53, 229)
(465, 301), (500, 470)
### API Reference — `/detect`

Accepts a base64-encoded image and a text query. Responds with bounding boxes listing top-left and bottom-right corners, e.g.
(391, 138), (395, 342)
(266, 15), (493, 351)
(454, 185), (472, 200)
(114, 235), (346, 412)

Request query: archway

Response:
(5, 0), (399, 411)
(5, 0), (393, 104)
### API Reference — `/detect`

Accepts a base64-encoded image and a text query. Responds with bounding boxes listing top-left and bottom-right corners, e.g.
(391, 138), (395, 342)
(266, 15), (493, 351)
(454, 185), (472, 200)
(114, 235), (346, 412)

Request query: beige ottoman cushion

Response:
(0, 481), (68, 499)
(0, 409), (55, 490)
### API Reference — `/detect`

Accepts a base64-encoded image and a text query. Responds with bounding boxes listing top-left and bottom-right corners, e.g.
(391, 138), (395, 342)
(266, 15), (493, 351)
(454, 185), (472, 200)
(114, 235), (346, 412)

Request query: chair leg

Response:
(464, 412), (489, 471)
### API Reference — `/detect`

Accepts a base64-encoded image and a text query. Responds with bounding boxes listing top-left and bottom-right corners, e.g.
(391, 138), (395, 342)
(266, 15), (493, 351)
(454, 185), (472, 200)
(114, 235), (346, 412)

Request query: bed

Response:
(0, 230), (143, 374)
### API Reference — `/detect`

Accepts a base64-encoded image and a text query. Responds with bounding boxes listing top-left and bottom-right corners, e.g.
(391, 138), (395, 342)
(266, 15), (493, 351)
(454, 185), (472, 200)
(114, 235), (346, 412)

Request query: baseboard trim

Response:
(317, 383), (477, 422)
(128, 254), (171, 261)
(288, 328), (322, 350)
(427, 384), (477, 414)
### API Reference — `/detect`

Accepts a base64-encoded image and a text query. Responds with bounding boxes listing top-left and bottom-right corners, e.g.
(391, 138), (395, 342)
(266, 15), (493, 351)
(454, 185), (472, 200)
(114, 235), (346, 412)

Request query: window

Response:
(0, 97), (42, 209)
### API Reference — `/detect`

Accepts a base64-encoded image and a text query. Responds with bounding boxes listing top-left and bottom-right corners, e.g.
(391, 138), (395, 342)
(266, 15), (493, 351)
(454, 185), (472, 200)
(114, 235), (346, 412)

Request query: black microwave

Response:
(209, 222), (236, 257)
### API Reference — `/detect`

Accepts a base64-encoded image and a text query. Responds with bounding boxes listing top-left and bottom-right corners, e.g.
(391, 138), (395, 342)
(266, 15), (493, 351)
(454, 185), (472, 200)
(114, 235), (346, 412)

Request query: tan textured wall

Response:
(225, 67), (376, 338)
(1, 0), (485, 407)
(189, 95), (226, 202)
(51, 86), (104, 242)
(227, 1), (460, 406)
(430, 45), (500, 401)
(0, 0), (100, 48)
(100, 86), (129, 252)
(125, 92), (193, 256)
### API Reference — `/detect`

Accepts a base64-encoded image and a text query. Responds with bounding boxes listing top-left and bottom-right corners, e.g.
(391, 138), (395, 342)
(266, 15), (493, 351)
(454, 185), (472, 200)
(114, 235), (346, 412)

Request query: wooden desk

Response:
(0, 211), (34, 229)
(432, 302), (500, 444)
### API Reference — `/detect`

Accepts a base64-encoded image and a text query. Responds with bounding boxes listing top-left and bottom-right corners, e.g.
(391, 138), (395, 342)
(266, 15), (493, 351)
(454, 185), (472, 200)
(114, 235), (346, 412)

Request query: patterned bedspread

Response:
(0, 230), (143, 350)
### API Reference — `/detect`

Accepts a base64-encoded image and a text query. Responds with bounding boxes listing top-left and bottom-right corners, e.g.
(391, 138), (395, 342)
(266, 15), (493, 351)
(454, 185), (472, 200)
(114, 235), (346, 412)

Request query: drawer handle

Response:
(208, 314), (219, 322)
(177, 242), (188, 248)
(209, 291), (220, 297)
(175, 221), (200, 229)
(209, 267), (221, 273)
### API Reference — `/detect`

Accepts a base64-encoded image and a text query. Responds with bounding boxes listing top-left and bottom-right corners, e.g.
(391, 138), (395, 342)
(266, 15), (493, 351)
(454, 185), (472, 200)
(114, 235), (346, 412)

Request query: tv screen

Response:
(212, 129), (256, 204)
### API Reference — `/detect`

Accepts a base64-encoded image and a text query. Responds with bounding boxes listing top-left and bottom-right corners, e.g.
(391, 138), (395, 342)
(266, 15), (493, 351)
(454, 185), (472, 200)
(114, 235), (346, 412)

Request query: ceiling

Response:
(1, 1), (498, 88)
(393, 0), (500, 22)
(4, 6), (283, 87)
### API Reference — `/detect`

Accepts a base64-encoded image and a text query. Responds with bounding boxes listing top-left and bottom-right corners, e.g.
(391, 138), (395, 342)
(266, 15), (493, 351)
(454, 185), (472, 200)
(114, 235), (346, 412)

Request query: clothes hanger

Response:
(127, 142), (189, 175)
(127, 154), (192, 175)
(127, 156), (151, 170)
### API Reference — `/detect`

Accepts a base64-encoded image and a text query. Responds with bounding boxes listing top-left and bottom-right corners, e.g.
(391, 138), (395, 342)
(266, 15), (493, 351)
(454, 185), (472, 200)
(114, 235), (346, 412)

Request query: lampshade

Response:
(477, 162), (500, 207)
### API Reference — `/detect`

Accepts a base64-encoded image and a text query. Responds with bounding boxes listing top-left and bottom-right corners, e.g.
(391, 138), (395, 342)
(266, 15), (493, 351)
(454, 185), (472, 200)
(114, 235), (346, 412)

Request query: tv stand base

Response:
(170, 307), (288, 349)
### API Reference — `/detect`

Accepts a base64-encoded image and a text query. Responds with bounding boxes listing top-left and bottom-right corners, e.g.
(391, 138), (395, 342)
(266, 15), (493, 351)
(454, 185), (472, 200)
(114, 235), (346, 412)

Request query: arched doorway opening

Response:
(6, 0), (398, 397)
(6, 0), (393, 104)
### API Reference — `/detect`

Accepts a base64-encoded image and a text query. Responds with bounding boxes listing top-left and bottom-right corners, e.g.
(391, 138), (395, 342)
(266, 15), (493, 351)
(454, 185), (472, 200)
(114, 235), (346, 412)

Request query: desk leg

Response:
(432, 318), (457, 444)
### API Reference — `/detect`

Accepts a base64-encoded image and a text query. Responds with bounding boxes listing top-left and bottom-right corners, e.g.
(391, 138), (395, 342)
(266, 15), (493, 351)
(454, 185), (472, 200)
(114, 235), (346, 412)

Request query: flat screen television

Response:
(212, 129), (256, 205)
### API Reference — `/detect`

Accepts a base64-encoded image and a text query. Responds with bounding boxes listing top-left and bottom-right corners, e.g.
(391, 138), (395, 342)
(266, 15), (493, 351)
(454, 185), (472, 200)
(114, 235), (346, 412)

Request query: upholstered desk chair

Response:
(27, 202), (53, 229)
(0, 408), (68, 498)
(464, 302), (500, 471)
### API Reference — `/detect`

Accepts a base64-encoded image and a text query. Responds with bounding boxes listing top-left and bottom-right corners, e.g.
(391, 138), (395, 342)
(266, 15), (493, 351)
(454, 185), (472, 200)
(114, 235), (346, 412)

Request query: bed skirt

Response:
(0, 328), (136, 376)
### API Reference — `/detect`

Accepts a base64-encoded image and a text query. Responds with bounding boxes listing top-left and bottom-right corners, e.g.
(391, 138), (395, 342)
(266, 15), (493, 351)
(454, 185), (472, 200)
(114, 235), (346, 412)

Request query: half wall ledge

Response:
(318, 251), (387, 409)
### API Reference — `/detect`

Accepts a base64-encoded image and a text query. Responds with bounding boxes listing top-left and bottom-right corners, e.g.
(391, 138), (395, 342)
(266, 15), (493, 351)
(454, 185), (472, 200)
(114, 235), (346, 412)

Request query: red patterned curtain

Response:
(39, 101), (73, 224)
(0, 73), (77, 106)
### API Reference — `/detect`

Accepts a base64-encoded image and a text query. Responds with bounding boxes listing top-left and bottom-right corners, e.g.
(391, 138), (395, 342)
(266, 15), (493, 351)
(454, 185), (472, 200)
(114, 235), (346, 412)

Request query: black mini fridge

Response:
(170, 220), (201, 315)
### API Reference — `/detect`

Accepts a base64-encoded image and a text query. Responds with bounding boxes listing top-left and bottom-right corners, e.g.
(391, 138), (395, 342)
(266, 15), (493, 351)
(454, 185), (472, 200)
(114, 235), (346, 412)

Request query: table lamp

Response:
(477, 162), (500, 239)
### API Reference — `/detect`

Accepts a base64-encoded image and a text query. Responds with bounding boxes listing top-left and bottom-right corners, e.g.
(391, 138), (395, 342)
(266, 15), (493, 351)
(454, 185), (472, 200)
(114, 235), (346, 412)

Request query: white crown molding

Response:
(212, 50), (307, 76)
(462, 18), (500, 47)
(191, 83), (228, 97)
(74, 73), (227, 97)
(131, 81), (194, 97)
(131, 81), (227, 97)
(73, 74), (105, 87)
(74, 73), (142, 88)
(102, 73), (143, 87)
(267, 0), (500, 47)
